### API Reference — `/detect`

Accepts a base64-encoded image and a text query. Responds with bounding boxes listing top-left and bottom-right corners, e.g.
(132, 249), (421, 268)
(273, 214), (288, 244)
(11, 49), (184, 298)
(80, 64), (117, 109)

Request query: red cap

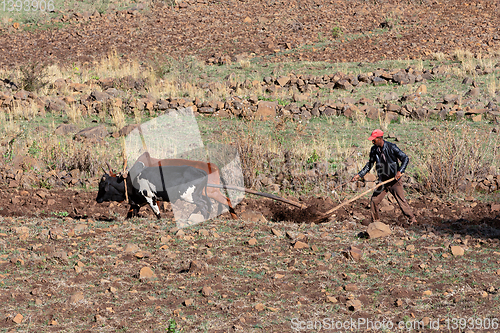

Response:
(368, 129), (384, 141)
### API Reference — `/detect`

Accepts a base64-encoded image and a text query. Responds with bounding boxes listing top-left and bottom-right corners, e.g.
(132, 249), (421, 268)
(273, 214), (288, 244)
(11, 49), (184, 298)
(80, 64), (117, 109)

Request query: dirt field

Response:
(0, 0), (499, 67)
(0, 187), (499, 331)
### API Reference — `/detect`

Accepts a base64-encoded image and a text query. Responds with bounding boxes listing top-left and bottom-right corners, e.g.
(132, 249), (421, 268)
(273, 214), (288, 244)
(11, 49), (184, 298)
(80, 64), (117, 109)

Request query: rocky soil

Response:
(0, 0), (499, 67)
(0, 188), (500, 331)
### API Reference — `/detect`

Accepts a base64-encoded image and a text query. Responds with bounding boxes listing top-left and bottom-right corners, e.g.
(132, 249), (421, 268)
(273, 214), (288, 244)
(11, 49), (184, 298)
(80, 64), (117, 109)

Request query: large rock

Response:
(113, 124), (138, 138)
(55, 124), (78, 135)
(276, 76), (290, 86)
(90, 90), (112, 102)
(74, 125), (109, 140)
(366, 222), (392, 239)
(255, 101), (277, 120)
(47, 97), (67, 112)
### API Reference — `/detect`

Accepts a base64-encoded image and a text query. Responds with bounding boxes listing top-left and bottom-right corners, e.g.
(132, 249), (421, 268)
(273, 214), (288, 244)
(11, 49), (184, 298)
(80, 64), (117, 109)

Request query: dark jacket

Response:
(358, 141), (409, 181)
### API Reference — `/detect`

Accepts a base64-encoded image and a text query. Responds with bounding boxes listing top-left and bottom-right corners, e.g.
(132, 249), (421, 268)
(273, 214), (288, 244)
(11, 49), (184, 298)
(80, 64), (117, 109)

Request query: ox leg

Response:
(127, 205), (141, 219)
(191, 194), (211, 220)
(201, 196), (212, 219)
(227, 205), (237, 220)
(210, 191), (238, 219)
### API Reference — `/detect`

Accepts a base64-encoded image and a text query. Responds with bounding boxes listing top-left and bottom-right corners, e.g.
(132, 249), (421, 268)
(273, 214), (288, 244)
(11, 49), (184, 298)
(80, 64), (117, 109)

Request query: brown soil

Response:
(3, 187), (500, 237)
(0, 186), (499, 332)
(0, 0), (499, 67)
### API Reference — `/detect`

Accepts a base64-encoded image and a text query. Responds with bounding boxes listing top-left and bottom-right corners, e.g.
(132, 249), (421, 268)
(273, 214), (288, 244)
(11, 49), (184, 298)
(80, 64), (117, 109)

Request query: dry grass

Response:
(0, 112), (21, 138)
(412, 122), (499, 195)
(453, 49), (476, 76)
(67, 104), (83, 124)
(487, 75), (498, 98)
(432, 52), (447, 62)
(110, 105), (126, 131)
(39, 136), (109, 176)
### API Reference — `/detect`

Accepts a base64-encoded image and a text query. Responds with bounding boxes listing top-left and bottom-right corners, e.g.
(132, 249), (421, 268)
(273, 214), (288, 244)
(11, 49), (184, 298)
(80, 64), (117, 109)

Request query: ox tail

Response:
(206, 183), (308, 210)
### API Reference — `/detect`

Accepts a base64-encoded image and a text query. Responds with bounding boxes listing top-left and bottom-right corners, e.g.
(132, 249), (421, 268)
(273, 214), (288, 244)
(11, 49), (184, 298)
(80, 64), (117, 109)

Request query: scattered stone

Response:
(344, 284), (358, 291)
(326, 296), (338, 303)
(49, 227), (64, 240)
(198, 229), (209, 237)
(74, 125), (109, 140)
(240, 210), (267, 223)
(13, 313), (23, 324)
(247, 238), (257, 246)
(466, 87), (481, 97)
(124, 243), (140, 253)
(406, 244), (415, 252)
(189, 260), (208, 273)
(422, 290), (432, 296)
(55, 124), (77, 135)
(160, 235), (172, 243)
(395, 299), (403, 307)
(255, 101), (277, 120)
(271, 228), (282, 237)
(68, 292), (84, 304)
(254, 303), (265, 311)
(343, 246), (363, 260)
(188, 213), (205, 225)
(366, 222), (391, 239)
(450, 245), (464, 256)
(139, 266), (155, 280)
(183, 299), (194, 306)
(346, 299), (362, 311)
(201, 286), (213, 297)
(293, 241), (309, 249)
(134, 251), (151, 259)
(415, 85), (427, 95)
(74, 264), (83, 274)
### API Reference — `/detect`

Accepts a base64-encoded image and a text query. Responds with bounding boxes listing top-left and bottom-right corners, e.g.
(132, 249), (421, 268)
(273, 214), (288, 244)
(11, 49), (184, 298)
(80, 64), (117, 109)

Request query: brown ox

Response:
(129, 152), (237, 219)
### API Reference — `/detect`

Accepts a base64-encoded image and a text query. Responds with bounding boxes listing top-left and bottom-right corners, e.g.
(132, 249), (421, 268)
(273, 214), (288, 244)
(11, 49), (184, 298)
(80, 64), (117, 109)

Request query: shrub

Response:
(411, 122), (499, 195)
(19, 62), (50, 93)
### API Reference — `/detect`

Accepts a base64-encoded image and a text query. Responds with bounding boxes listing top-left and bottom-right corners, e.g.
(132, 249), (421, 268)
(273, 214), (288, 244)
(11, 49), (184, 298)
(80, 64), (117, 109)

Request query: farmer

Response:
(351, 129), (417, 225)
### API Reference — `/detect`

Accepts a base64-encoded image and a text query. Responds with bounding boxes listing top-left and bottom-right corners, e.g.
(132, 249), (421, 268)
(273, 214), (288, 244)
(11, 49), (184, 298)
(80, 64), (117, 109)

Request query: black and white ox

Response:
(96, 162), (212, 220)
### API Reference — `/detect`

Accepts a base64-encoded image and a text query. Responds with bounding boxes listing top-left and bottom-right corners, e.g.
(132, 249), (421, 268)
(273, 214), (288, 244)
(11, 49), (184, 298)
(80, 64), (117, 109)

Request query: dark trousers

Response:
(371, 179), (415, 221)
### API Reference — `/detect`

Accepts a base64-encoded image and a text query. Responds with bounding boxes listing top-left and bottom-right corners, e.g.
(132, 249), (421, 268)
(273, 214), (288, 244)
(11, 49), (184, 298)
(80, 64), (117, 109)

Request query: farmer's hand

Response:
(395, 171), (402, 181)
(351, 174), (360, 182)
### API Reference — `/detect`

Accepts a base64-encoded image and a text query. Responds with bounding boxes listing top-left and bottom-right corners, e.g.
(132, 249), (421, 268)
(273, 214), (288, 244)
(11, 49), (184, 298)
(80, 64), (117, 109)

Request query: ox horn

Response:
(105, 162), (116, 177)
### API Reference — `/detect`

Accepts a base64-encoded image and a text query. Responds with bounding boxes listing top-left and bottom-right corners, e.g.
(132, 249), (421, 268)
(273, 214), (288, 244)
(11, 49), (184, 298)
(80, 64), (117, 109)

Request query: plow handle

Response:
(312, 176), (397, 223)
